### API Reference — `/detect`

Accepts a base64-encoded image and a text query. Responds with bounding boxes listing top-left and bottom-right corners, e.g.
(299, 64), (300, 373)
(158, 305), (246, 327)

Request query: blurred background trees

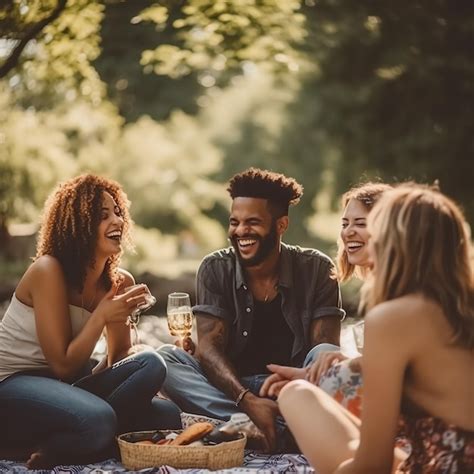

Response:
(1, 0), (472, 304)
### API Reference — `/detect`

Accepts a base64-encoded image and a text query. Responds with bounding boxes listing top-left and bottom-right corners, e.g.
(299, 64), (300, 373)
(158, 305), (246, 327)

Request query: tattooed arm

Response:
(195, 314), (242, 399)
(310, 315), (341, 347)
(195, 314), (278, 452)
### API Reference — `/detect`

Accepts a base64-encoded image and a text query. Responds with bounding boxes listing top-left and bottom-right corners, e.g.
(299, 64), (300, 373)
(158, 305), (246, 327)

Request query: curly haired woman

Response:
(0, 174), (181, 469)
(278, 184), (474, 473)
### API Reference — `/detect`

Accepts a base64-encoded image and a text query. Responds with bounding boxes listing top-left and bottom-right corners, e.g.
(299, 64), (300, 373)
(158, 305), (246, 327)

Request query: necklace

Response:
(263, 277), (279, 303)
(81, 285), (98, 316)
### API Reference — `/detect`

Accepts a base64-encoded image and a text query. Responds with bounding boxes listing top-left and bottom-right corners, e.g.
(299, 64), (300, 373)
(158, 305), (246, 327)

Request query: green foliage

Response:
(0, 86), (78, 230)
(300, 0), (474, 221)
(2, 0), (105, 107)
(138, 0), (306, 83)
(140, 0), (474, 225)
(1, 0), (473, 273)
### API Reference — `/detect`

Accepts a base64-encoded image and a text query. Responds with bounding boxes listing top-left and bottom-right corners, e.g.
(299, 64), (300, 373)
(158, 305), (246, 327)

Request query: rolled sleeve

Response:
(311, 261), (346, 321)
(193, 257), (233, 321)
(312, 306), (346, 320)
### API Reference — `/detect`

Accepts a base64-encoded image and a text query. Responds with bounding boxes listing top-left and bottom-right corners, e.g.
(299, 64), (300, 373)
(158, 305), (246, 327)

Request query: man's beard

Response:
(230, 222), (279, 267)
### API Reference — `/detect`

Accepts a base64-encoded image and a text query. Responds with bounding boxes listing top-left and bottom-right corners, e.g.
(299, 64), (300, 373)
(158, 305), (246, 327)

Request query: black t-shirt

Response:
(233, 294), (294, 376)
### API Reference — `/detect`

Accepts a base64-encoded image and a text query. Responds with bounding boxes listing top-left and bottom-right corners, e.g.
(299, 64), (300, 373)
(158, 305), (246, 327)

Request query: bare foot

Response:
(26, 450), (53, 470)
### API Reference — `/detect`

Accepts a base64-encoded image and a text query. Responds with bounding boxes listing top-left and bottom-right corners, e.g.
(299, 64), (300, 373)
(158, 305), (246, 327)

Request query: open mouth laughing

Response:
(346, 241), (364, 253)
(106, 230), (122, 242)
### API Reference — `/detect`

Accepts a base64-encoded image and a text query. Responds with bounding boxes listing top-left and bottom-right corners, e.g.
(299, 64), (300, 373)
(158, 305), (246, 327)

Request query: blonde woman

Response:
(278, 185), (474, 473)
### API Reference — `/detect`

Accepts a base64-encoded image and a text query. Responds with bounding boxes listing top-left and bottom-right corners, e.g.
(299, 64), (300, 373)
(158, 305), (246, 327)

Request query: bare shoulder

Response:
(16, 255), (66, 304)
(369, 293), (439, 320)
(30, 255), (63, 274)
(365, 294), (440, 345)
(19, 255), (64, 287)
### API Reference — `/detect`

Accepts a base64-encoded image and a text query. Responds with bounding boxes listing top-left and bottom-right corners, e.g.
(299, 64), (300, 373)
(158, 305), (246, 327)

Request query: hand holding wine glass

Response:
(124, 284), (157, 345)
(167, 292), (193, 348)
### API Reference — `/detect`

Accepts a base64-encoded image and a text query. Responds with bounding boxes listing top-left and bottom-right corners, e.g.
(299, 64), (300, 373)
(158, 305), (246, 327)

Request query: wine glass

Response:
(167, 292), (193, 346)
(352, 320), (365, 354)
(127, 284), (157, 322)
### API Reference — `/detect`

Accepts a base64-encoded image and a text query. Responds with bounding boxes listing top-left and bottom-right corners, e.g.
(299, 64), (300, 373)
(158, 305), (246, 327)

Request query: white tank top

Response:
(0, 293), (91, 383)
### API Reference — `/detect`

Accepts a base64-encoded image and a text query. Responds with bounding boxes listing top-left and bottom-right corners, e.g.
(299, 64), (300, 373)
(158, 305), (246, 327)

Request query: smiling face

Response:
(96, 191), (124, 258)
(228, 197), (283, 267)
(341, 198), (371, 269)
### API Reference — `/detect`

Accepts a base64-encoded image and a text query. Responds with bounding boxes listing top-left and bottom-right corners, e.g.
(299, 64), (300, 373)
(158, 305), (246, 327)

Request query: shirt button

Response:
(243, 331), (248, 337)
(246, 307), (251, 313)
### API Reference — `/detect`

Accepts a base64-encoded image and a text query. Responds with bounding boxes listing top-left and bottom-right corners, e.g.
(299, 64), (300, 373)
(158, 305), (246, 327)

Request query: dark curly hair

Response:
(227, 167), (303, 217)
(35, 174), (133, 292)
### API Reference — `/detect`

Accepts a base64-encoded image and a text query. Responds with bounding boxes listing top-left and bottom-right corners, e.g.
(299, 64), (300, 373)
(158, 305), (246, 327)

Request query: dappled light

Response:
(0, 0), (472, 316)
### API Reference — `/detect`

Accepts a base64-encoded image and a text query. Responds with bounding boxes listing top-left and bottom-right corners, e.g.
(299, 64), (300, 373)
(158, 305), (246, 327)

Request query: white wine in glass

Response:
(167, 292), (193, 343)
(352, 320), (365, 354)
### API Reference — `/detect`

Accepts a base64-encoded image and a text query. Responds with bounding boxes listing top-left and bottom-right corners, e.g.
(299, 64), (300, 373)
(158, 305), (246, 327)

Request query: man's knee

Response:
(158, 344), (194, 365)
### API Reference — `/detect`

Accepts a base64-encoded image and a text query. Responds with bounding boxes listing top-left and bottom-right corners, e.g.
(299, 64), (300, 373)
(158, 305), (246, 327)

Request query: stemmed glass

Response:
(126, 284), (157, 345)
(352, 320), (365, 354)
(167, 292), (193, 346)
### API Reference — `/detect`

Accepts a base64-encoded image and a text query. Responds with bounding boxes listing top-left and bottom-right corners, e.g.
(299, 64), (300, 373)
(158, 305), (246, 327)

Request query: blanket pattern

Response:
(0, 452), (313, 473)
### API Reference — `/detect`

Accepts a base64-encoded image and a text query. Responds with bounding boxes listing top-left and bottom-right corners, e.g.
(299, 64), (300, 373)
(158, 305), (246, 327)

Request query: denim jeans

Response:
(158, 342), (339, 452)
(158, 342), (339, 420)
(0, 351), (182, 464)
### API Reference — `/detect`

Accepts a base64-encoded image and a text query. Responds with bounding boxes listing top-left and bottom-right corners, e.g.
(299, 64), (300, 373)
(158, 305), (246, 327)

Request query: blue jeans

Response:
(0, 351), (181, 464)
(158, 342), (339, 420)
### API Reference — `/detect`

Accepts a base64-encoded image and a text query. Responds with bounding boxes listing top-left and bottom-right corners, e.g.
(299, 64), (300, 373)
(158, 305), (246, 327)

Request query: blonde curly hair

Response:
(35, 174), (133, 292)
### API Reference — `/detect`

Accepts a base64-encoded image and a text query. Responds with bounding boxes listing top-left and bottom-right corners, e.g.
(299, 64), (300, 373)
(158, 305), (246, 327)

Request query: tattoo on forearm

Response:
(312, 316), (341, 346)
(197, 315), (244, 399)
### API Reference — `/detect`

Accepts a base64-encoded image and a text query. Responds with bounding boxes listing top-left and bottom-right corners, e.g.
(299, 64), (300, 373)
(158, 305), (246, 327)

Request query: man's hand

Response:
(259, 365), (307, 398)
(175, 336), (195, 354)
(240, 393), (279, 453)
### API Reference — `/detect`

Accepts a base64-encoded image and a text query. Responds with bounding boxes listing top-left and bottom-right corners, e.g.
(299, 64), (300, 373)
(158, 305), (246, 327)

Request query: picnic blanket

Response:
(0, 412), (313, 473)
(0, 452), (313, 473)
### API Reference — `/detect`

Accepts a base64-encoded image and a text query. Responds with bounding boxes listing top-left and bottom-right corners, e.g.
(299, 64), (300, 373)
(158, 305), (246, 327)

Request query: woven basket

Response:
(117, 430), (246, 470)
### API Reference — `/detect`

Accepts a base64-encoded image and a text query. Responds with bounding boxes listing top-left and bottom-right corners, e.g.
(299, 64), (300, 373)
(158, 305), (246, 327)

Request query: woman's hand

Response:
(307, 351), (349, 384)
(95, 284), (148, 325)
(259, 365), (308, 398)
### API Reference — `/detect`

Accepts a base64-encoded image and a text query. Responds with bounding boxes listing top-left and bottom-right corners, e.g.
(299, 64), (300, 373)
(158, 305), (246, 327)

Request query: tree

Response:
(141, 0), (474, 223)
(294, 1), (474, 220)
(0, 0), (67, 78)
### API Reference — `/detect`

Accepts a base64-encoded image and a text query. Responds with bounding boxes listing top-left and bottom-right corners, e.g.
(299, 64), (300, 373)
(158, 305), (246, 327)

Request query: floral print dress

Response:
(319, 360), (474, 473)
(318, 358), (363, 417)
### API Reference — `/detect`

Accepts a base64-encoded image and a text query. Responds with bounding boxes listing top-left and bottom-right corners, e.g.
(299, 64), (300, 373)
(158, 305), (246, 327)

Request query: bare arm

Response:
(196, 314), (279, 452)
(195, 314), (243, 399)
(28, 256), (146, 380)
(349, 303), (409, 473)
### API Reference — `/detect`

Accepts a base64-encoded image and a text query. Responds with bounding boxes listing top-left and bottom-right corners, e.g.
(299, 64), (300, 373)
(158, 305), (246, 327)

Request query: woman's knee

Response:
(279, 380), (321, 414)
(134, 350), (168, 387)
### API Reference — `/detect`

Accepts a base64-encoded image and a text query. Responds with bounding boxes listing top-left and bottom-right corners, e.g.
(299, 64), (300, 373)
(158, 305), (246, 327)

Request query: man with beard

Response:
(158, 168), (344, 452)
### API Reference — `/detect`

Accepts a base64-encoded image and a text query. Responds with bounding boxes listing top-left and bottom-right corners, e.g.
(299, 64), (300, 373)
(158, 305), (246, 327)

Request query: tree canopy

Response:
(1, 0), (472, 259)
